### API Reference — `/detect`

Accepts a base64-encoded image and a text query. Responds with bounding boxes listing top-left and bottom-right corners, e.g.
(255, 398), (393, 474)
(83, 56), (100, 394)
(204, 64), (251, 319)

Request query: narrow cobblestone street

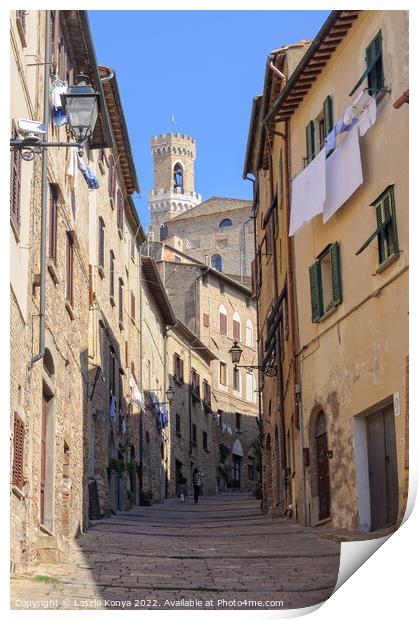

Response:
(11, 494), (340, 610)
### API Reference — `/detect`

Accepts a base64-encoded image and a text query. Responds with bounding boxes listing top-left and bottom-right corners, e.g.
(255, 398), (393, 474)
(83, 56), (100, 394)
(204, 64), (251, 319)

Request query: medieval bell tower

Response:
(148, 133), (201, 240)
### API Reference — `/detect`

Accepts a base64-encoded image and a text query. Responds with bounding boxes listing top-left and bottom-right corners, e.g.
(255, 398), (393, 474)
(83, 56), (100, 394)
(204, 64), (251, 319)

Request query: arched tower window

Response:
(314, 410), (327, 437)
(219, 218), (233, 228)
(211, 254), (222, 272)
(173, 163), (184, 192)
(160, 224), (168, 241)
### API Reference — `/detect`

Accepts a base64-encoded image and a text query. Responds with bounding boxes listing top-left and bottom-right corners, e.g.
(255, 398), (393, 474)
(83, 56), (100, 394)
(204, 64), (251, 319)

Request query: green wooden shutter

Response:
(330, 242), (342, 306)
(366, 31), (383, 93)
(306, 121), (315, 164)
(323, 95), (334, 136)
(309, 262), (322, 321)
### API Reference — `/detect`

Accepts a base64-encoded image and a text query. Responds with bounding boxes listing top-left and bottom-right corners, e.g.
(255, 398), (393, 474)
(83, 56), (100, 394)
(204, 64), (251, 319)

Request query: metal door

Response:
(316, 433), (330, 520)
(367, 406), (399, 530)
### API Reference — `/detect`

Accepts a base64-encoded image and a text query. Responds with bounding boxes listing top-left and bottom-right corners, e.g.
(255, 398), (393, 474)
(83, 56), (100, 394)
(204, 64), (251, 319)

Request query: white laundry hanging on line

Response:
(358, 96), (377, 136)
(289, 146), (326, 236)
(66, 147), (78, 191)
(323, 124), (363, 223)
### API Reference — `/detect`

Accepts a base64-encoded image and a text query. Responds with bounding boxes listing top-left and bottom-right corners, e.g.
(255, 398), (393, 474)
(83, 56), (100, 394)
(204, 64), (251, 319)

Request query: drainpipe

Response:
(31, 10), (50, 366)
(244, 173), (263, 506)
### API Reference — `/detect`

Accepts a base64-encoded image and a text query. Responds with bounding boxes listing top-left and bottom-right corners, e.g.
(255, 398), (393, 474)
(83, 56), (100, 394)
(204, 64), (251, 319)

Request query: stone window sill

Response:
(39, 524), (54, 536)
(11, 484), (25, 500)
(47, 258), (60, 284)
(65, 300), (75, 321)
(375, 252), (400, 275)
(318, 305), (338, 323)
(98, 265), (105, 280)
(10, 216), (20, 243)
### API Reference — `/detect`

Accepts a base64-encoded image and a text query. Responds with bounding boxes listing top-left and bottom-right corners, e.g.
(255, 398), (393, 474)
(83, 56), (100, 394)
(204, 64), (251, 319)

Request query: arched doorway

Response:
(314, 411), (330, 520)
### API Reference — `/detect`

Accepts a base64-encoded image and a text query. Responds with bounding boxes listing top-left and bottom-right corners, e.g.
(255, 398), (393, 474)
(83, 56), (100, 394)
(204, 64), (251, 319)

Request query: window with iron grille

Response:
(66, 232), (74, 307)
(12, 413), (25, 489)
(10, 127), (21, 237)
(49, 185), (58, 264)
(356, 186), (399, 266)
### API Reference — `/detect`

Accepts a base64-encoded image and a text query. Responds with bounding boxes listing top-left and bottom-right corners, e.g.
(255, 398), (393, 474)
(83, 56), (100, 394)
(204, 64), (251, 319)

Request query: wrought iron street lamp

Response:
(10, 74), (100, 160)
(60, 74), (99, 144)
(228, 340), (278, 377)
(165, 386), (174, 405)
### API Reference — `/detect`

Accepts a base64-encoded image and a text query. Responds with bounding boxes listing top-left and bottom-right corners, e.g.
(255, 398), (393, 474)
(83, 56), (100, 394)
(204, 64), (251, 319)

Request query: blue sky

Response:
(88, 10), (330, 228)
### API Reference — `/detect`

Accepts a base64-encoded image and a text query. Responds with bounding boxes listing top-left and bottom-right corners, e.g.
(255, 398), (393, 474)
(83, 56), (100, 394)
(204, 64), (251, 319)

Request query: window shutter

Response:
(251, 258), (256, 297)
(330, 242), (342, 306)
(12, 413), (25, 489)
(323, 95), (334, 136)
(306, 121), (315, 164)
(131, 291), (135, 320)
(233, 320), (240, 341)
(108, 155), (115, 199)
(180, 358), (184, 381)
(10, 132), (22, 235)
(203, 313), (209, 327)
(309, 262), (322, 322)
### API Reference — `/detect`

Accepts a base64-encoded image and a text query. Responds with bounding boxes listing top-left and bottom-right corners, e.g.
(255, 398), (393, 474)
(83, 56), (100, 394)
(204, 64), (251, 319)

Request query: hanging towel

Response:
(77, 155), (99, 190)
(50, 82), (68, 126)
(326, 115), (358, 155)
(66, 147), (78, 191)
(289, 146), (326, 236)
(129, 375), (142, 408)
(358, 97), (377, 137)
(323, 125), (363, 223)
(109, 395), (116, 423)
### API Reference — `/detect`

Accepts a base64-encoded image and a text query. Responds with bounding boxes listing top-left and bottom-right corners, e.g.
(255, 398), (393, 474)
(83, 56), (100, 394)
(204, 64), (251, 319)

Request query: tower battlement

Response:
(148, 131), (201, 239)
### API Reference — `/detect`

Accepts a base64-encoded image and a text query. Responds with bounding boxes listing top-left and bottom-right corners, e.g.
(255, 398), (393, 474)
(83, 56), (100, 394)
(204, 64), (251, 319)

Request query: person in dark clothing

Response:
(192, 469), (202, 504)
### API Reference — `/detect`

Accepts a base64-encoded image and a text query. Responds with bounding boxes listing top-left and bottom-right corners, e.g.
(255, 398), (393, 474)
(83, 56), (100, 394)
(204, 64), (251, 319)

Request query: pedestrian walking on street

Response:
(178, 474), (187, 503)
(192, 469), (202, 504)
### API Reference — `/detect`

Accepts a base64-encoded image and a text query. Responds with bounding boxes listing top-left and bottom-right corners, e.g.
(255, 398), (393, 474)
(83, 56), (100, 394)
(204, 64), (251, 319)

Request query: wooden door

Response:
(41, 394), (48, 524)
(367, 406), (399, 530)
(316, 432), (330, 520)
(232, 455), (241, 489)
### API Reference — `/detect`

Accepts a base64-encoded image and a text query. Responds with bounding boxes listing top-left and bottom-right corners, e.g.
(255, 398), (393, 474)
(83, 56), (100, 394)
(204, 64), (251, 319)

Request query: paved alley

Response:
(11, 494), (340, 610)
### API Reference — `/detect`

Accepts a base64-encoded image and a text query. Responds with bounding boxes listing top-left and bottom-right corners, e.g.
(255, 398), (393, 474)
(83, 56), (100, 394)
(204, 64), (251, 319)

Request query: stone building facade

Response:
(85, 65), (145, 519)
(166, 322), (217, 498)
(244, 10), (409, 533)
(10, 10), (114, 571)
(157, 261), (260, 493)
(164, 196), (254, 283)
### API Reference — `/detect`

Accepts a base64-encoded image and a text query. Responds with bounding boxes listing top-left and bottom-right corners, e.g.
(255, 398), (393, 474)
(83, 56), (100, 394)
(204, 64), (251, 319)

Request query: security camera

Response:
(17, 118), (46, 140)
